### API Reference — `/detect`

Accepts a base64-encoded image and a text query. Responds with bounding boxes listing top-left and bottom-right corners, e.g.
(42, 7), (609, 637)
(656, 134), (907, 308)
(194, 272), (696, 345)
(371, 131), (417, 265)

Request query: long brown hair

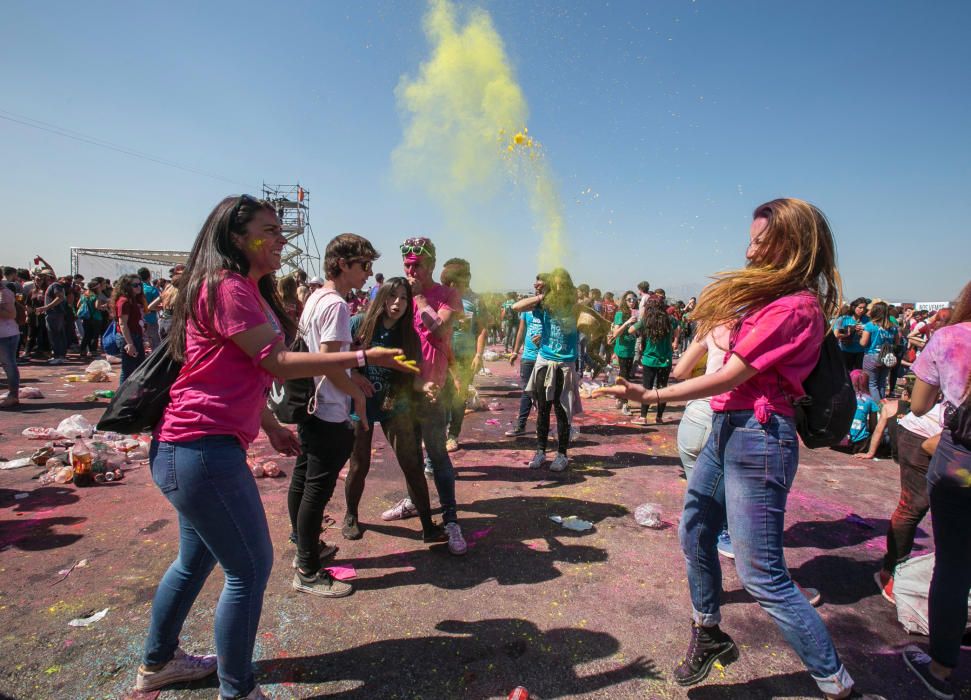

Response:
(641, 296), (671, 343)
(353, 277), (420, 362)
(168, 195), (297, 361)
(109, 274), (143, 319)
(692, 198), (841, 338)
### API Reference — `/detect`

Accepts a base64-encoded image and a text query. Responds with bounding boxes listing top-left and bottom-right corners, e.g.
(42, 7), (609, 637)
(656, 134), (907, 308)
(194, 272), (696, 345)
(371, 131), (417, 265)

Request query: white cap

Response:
(308, 277), (324, 286)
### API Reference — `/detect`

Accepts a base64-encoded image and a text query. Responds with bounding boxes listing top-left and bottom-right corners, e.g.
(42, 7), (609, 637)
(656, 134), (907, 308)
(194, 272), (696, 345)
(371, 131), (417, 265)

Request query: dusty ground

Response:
(0, 350), (953, 699)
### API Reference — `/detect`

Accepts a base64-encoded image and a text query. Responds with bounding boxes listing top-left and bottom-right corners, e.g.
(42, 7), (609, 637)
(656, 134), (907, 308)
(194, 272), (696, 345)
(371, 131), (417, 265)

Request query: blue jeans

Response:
(120, 334), (146, 384)
(679, 410), (852, 696)
(419, 395), (457, 523)
(144, 437), (273, 699)
(0, 334), (20, 396)
(862, 354), (889, 402)
(45, 312), (68, 359)
(927, 430), (971, 669)
(516, 359), (536, 429)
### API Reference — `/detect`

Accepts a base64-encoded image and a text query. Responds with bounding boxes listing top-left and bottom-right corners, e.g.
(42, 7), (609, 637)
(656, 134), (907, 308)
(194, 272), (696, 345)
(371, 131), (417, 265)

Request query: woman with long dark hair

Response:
(834, 297), (868, 371)
(630, 296), (675, 424)
(902, 281), (971, 700)
(596, 199), (880, 699)
(135, 195), (415, 700)
(111, 274), (146, 384)
(607, 290), (638, 416)
(342, 277), (445, 542)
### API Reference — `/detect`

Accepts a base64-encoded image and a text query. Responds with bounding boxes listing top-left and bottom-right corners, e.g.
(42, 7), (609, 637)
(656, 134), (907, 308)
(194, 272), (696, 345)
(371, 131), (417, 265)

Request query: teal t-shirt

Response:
(836, 314), (868, 353)
(536, 306), (578, 363)
(452, 292), (482, 359)
(612, 310), (636, 359)
(863, 322), (899, 355)
(520, 310), (543, 362)
(850, 394), (880, 443)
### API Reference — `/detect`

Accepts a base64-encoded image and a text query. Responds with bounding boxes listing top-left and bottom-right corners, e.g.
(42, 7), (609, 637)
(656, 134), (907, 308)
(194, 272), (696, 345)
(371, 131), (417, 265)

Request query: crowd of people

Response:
(2, 194), (969, 700)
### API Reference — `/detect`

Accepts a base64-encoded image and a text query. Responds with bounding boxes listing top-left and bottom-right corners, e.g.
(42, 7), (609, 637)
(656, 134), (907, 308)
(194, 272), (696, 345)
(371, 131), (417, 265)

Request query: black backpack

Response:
(793, 332), (856, 448)
(267, 336), (315, 424)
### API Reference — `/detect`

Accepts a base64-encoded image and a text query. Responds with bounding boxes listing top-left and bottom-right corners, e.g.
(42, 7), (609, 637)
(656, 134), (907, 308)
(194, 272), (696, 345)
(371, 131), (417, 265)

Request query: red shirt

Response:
(116, 296), (143, 337)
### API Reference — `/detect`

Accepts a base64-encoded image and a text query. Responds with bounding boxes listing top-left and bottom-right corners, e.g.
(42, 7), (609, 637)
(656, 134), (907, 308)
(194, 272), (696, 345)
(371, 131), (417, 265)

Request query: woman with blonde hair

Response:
(596, 199), (882, 699)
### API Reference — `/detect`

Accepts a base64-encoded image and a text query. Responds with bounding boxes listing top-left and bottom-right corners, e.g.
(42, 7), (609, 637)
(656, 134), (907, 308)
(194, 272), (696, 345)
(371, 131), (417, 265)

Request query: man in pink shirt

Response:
(400, 236), (467, 555)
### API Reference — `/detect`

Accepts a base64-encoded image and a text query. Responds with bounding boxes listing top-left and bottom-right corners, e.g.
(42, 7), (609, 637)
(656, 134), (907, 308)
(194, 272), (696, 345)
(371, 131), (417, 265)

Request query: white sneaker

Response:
(444, 522), (467, 555)
(550, 453), (569, 472)
(527, 450), (546, 469)
(381, 498), (418, 521)
(136, 647), (217, 692)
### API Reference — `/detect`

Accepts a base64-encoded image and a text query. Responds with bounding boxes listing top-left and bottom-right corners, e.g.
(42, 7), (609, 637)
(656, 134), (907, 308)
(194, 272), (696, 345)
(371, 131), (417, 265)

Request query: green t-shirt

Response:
(612, 311), (636, 359)
(634, 317), (674, 367)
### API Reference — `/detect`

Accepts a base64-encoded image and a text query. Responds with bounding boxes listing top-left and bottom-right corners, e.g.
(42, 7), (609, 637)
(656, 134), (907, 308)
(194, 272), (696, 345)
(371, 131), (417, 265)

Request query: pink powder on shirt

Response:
(710, 291), (824, 422)
(156, 272), (283, 448)
(412, 282), (460, 387)
(912, 322), (971, 412)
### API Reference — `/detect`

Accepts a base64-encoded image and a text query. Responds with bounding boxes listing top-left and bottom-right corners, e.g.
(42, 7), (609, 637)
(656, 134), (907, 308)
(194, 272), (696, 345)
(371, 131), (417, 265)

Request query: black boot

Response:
(673, 622), (739, 686)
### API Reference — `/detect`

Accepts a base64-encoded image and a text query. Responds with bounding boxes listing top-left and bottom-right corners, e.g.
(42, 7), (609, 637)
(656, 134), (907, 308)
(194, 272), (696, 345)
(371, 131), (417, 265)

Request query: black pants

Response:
(882, 425), (933, 573)
(80, 318), (100, 355)
(534, 365), (569, 454)
(345, 412), (434, 531)
(515, 359), (536, 429)
(640, 365), (671, 418)
(841, 350), (863, 372)
(288, 416), (354, 573)
(616, 356), (635, 405)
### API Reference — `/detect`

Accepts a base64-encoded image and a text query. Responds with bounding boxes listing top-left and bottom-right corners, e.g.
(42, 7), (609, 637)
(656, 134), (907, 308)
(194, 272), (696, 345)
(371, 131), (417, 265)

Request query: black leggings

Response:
(80, 318), (100, 355)
(534, 365), (570, 454)
(288, 416), (354, 573)
(640, 365), (671, 419)
(617, 356), (635, 403)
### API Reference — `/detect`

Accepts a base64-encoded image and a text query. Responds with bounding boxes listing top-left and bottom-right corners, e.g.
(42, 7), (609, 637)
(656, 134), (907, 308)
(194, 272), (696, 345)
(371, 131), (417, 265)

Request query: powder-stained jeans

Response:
(144, 436), (273, 699)
(927, 430), (971, 669)
(418, 395), (457, 523)
(679, 410), (852, 696)
(863, 354), (890, 402)
(882, 425), (933, 573)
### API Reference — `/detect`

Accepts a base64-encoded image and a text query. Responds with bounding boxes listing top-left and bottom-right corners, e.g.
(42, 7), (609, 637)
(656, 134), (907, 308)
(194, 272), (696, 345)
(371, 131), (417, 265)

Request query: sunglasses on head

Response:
(400, 237), (433, 258)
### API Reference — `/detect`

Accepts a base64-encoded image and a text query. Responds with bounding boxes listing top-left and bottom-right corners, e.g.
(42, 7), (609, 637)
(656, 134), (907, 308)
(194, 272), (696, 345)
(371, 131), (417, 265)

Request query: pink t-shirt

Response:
(710, 291), (824, 422)
(412, 282), (461, 386)
(156, 272), (283, 447)
(913, 322), (971, 414)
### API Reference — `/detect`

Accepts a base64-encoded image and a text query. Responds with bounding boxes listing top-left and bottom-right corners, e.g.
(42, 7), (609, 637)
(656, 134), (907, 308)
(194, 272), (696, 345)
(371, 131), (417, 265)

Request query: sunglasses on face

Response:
(347, 259), (373, 273)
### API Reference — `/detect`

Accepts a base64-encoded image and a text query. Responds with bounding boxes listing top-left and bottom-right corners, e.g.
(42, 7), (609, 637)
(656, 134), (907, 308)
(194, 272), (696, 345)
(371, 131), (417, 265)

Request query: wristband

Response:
(356, 350), (367, 368)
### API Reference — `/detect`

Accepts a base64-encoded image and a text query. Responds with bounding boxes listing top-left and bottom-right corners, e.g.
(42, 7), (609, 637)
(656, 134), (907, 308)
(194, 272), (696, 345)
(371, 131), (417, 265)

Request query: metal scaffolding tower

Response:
(261, 183), (321, 277)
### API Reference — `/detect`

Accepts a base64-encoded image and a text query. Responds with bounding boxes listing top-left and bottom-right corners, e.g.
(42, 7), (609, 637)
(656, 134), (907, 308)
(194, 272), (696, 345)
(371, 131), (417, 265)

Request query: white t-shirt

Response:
(0, 287), (19, 338)
(299, 288), (352, 423)
(898, 403), (943, 440)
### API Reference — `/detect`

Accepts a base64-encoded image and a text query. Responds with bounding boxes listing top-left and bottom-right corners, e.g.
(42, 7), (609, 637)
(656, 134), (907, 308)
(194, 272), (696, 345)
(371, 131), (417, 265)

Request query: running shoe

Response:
(504, 425), (526, 437)
(445, 437), (459, 452)
(239, 686), (272, 699)
(873, 570), (895, 605)
(341, 514), (363, 540)
(292, 570), (353, 598)
(381, 498), (418, 521)
(135, 648), (217, 692)
(445, 522), (467, 555)
(549, 453), (569, 472)
(527, 450), (546, 469)
(716, 531), (734, 559)
(902, 645), (954, 699)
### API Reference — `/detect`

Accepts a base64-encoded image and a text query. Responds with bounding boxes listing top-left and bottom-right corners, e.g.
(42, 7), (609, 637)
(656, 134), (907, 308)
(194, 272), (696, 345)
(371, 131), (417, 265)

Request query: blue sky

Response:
(2, 0), (968, 302)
